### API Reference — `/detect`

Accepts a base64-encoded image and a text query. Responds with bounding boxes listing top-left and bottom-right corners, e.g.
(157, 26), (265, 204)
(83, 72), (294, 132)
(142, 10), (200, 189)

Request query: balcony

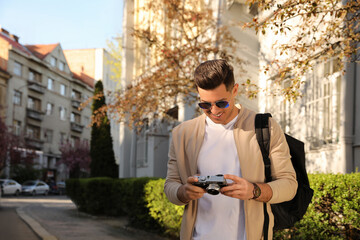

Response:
(25, 137), (44, 150)
(28, 81), (46, 94)
(27, 108), (44, 121)
(71, 99), (82, 109)
(71, 122), (84, 133)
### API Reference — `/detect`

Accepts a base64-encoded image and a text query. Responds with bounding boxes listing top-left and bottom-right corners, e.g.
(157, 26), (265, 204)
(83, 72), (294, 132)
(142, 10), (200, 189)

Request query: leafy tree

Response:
(59, 139), (91, 178)
(243, 0), (360, 100)
(0, 116), (8, 173)
(90, 80), (118, 178)
(92, 0), (247, 127)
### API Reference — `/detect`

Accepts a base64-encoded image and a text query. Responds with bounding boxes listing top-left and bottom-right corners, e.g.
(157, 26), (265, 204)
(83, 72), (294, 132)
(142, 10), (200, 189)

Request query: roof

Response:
(72, 72), (95, 88)
(25, 44), (59, 60)
(0, 31), (33, 56)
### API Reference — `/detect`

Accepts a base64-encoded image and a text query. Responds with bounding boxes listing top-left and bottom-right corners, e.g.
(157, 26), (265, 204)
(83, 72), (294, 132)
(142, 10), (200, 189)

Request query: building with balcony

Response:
(0, 27), (94, 181)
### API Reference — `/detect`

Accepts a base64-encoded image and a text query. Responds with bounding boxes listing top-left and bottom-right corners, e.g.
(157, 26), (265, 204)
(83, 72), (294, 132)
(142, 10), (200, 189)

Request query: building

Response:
(119, 0), (259, 178)
(63, 48), (121, 169)
(0, 27), (94, 180)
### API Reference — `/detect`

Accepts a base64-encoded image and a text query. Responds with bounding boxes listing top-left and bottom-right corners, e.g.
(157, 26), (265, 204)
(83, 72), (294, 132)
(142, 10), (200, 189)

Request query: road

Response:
(0, 195), (169, 240)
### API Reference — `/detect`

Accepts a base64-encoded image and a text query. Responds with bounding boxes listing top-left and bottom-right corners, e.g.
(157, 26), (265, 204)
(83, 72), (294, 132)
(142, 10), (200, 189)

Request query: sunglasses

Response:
(198, 100), (230, 110)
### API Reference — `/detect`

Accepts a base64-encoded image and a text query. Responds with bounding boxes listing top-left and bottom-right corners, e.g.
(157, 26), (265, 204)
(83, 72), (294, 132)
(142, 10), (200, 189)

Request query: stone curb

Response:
(16, 207), (58, 240)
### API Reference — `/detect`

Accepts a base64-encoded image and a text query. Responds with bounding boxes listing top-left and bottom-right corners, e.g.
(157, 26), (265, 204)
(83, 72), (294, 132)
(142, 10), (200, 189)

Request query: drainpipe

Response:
(130, 127), (137, 177)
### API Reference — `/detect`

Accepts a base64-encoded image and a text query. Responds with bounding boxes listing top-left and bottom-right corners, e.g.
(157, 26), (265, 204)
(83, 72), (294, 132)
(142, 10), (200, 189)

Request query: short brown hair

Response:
(194, 59), (235, 91)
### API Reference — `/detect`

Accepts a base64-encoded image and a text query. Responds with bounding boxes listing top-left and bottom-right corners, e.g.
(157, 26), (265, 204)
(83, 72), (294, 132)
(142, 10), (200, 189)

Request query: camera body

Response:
(193, 174), (227, 195)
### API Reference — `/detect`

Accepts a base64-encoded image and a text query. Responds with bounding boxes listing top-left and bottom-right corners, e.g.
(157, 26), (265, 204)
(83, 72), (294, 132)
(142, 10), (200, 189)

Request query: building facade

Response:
(120, 0), (259, 178)
(63, 48), (121, 169)
(0, 27), (94, 181)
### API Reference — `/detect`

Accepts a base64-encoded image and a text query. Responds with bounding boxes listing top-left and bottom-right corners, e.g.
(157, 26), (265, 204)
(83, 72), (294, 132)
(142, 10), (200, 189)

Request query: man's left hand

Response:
(221, 174), (254, 200)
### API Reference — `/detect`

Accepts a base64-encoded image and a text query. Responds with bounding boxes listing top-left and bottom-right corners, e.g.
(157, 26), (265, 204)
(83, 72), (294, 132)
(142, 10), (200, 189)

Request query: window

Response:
(29, 69), (42, 83)
(71, 90), (81, 100)
(13, 120), (21, 136)
(60, 84), (66, 96)
(13, 62), (22, 76)
(70, 112), (81, 123)
(84, 116), (90, 127)
(59, 106), (67, 120)
(50, 56), (57, 67)
(13, 90), (22, 105)
(26, 125), (41, 139)
(305, 58), (341, 149)
(60, 132), (66, 143)
(47, 78), (54, 90)
(46, 103), (54, 115)
(27, 97), (41, 111)
(45, 129), (53, 143)
(59, 61), (65, 71)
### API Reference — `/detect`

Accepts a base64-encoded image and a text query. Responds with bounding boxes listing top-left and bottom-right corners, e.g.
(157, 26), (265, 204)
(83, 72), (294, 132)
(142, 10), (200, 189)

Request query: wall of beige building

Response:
(119, 0), (260, 178)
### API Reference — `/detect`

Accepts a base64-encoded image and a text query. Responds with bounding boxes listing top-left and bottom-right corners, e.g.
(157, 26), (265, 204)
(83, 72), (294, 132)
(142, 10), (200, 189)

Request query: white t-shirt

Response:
(193, 115), (246, 240)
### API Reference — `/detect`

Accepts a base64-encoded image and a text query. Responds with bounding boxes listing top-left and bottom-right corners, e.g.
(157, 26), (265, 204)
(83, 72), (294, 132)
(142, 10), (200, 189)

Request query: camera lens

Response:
(206, 183), (220, 195)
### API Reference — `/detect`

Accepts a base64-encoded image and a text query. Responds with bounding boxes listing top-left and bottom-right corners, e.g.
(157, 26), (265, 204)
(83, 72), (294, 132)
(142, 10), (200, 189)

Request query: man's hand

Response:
(221, 174), (273, 202)
(177, 176), (206, 203)
(221, 174), (254, 200)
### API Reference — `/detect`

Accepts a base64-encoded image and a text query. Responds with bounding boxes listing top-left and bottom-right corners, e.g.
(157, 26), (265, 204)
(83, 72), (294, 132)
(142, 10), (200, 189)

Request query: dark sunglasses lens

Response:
(216, 101), (229, 108)
(198, 102), (212, 109)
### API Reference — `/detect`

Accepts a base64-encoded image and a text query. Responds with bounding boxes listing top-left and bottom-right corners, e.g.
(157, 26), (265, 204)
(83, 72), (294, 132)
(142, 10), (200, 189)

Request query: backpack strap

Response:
(255, 113), (272, 240)
(255, 113), (272, 182)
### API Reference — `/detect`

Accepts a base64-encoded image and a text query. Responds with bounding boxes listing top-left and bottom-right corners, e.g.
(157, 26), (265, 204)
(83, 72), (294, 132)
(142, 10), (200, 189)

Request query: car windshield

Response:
(23, 181), (36, 186)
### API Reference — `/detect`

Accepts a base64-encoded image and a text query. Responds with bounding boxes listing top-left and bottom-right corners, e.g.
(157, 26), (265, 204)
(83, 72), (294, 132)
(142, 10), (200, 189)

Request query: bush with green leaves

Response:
(274, 172), (360, 239)
(66, 173), (360, 239)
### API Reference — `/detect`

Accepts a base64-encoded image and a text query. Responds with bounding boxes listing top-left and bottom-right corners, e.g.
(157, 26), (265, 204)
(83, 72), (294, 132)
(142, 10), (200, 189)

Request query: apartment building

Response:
(0, 27), (94, 181)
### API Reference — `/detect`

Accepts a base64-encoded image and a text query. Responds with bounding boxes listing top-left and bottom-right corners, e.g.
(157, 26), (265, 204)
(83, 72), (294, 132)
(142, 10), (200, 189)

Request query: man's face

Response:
(197, 83), (239, 125)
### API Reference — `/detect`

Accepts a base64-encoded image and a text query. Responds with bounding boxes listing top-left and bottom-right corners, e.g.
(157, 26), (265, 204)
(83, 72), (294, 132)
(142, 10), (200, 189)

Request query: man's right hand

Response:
(177, 176), (206, 203)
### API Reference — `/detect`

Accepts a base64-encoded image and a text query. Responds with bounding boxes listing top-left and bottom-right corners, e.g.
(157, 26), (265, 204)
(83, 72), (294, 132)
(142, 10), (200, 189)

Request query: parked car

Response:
(21, 180), (49, 196)
(48, 181), (66, 195)
(0, 179), (22, 196)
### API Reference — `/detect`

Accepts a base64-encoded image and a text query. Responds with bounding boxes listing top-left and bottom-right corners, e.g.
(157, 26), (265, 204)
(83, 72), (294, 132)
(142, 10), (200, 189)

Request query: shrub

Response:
(144, 179), (184, 237)
(274, 172), (360, 239)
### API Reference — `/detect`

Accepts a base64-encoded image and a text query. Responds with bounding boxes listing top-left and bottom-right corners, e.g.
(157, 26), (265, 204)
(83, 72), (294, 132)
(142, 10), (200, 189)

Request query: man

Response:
(164, 59), (297, 240)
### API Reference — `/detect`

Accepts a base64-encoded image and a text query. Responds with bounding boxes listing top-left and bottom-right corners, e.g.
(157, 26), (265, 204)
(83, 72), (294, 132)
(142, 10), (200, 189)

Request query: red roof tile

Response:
(72, 72), (95, 88)
(0, 32), (32, 56)
(25, 43), (59, 60)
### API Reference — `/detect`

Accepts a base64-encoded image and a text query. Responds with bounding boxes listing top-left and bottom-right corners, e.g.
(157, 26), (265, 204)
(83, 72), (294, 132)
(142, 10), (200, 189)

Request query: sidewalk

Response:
(16, 199), (171, 240)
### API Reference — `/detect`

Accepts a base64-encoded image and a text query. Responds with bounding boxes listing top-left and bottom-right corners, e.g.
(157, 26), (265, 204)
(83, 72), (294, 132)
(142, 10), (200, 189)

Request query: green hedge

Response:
(66, 173), (360, 239)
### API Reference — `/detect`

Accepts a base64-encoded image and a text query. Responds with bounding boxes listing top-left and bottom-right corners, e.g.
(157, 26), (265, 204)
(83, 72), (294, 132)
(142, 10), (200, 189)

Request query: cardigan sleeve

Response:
(266, 118), (298, 204)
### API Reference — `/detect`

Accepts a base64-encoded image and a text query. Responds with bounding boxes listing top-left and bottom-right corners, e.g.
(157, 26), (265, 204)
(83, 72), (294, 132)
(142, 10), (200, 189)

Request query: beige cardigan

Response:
(164, 106), (297, 240)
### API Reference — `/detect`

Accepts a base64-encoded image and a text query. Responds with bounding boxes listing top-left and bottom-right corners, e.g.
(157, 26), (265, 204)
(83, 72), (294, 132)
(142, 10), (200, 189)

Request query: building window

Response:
(13, 120), (21, 136)
(305, 58), (341, 150)
(47, 78), (54, 90)
(27, 97), (41, 111)
(26, 125), (41, 140)
(84, 116), (90, 127)
(60, 84), (66, 96)
(70, 112), (81, 123)
(46, 103), (54, 115)
(29, 69), (42, 83)
(13, 62), (22, 76)
(60, 132), (66, 144)
(45, 129), (53, 143)
(13, 90), (22, 105)
(59, 106), (67, 120)
(59, 61), (65, 71)
(71, 90), (81, 100)
(50, 56), (57, 67)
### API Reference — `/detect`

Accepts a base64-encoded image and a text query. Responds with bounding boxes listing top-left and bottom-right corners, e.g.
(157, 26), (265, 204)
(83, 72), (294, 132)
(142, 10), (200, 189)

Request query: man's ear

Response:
(232, 83), (239, 95)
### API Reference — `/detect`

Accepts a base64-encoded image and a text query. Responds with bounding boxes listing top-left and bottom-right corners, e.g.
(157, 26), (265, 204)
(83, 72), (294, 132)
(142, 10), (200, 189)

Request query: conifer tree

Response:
(90, 81), (118, 178)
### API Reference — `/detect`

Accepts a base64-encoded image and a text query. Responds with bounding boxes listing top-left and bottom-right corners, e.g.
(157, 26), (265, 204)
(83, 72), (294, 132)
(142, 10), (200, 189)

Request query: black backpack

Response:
(255, 113), (314, 239)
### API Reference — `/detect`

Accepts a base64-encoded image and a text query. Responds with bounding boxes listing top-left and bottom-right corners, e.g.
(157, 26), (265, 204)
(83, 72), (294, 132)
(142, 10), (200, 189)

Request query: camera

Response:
(193, 174), (227, 195)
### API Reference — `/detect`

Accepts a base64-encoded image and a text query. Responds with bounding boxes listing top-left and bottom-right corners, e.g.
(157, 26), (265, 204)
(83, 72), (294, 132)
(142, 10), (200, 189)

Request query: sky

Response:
(0, 0), (124, 50)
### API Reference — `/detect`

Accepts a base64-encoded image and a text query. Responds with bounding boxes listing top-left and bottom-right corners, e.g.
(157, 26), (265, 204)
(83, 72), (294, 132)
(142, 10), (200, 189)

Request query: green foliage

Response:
(144, 179), (184, 237)
(274, 172), (360, 239)
(90, 80), (118, 178)
(66, 173), (360, 239)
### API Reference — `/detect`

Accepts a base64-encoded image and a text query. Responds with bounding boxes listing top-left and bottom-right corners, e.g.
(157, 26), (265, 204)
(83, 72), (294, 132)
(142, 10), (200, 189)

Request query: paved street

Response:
(0, 195), (169, 240)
